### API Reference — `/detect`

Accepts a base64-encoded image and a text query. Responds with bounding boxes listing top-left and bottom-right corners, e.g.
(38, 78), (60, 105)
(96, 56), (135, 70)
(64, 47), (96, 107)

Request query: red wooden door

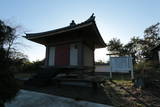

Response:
(55, 45), (69, 66)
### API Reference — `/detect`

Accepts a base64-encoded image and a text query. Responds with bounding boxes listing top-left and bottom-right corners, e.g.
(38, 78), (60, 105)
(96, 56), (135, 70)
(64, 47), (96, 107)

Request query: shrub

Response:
(134, 60), (155, 74)
(0, 50), (19, 107)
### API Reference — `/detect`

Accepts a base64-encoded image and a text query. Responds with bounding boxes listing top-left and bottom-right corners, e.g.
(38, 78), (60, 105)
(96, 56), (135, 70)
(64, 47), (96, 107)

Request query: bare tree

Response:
(0, 20), (19, 107)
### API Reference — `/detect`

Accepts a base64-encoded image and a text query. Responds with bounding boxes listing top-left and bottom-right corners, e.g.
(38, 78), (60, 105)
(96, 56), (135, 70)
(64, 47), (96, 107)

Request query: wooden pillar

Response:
(92, 47), (95, 73)
(78, 42), (84, 67)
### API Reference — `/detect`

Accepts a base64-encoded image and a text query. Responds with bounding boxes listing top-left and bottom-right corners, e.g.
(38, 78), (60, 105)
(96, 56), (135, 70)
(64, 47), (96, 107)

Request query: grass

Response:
(111, 73), (132, 80)
(14, 73), (35, 79)
(103, 73), (147, 107)
(113, 80), (133, 87)
(104, 80), (138, 107)
(105, 80), (146, 107)
(110, 74), (160, 107)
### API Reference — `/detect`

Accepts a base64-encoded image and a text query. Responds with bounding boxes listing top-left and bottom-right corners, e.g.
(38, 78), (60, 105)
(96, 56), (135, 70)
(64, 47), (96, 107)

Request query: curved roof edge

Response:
(26, 14), (96, 38)
(25, 14), (106, 48)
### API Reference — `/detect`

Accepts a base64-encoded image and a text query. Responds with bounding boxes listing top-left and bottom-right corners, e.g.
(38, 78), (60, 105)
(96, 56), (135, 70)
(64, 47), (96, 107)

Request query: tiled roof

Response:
(25, 14), (106, 48)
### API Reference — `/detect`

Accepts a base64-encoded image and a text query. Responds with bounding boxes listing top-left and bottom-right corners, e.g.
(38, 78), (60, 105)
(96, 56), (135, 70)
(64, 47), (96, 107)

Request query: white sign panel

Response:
(110, 56), (133, 73)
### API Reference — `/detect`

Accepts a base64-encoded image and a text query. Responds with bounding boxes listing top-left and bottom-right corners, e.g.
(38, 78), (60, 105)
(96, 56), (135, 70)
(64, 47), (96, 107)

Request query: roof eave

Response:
(26, 22), (93, 40)
(92, 22), (106, 48)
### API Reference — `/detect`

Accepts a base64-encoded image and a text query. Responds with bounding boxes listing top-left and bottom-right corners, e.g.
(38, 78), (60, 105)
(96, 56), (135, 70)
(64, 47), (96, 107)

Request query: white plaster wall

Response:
(48, 47), (55, 66)
(70, 44), (78, 65)
(83, 45), (94, 66)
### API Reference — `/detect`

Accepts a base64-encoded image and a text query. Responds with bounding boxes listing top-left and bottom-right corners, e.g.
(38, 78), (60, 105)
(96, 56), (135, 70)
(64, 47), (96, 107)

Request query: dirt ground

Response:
(23, 84), (113, 106)
(106, 80), (160, 107)
(17, 73), (160, 107)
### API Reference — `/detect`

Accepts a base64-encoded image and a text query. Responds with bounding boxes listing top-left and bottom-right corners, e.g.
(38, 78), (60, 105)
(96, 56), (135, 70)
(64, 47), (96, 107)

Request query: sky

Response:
(0, 0), (160, 62)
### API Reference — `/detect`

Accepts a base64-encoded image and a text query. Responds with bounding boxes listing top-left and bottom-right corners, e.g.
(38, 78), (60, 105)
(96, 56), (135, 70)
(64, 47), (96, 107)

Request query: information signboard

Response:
(110, 56), (134, 79)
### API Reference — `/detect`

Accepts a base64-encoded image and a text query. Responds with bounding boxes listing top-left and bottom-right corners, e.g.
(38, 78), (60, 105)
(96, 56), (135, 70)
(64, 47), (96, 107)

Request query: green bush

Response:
(22, 60), (44, 73)
(0, 50), (19, 107)
(134, 60), (156, 74)
(0, 70), (19, 104)
(134, 60), (160, 88)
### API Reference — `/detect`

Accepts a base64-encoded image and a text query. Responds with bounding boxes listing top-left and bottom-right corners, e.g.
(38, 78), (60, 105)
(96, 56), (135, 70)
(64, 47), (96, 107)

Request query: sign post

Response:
(109, 56), (134, 79)
(109, 56), (112, 79)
